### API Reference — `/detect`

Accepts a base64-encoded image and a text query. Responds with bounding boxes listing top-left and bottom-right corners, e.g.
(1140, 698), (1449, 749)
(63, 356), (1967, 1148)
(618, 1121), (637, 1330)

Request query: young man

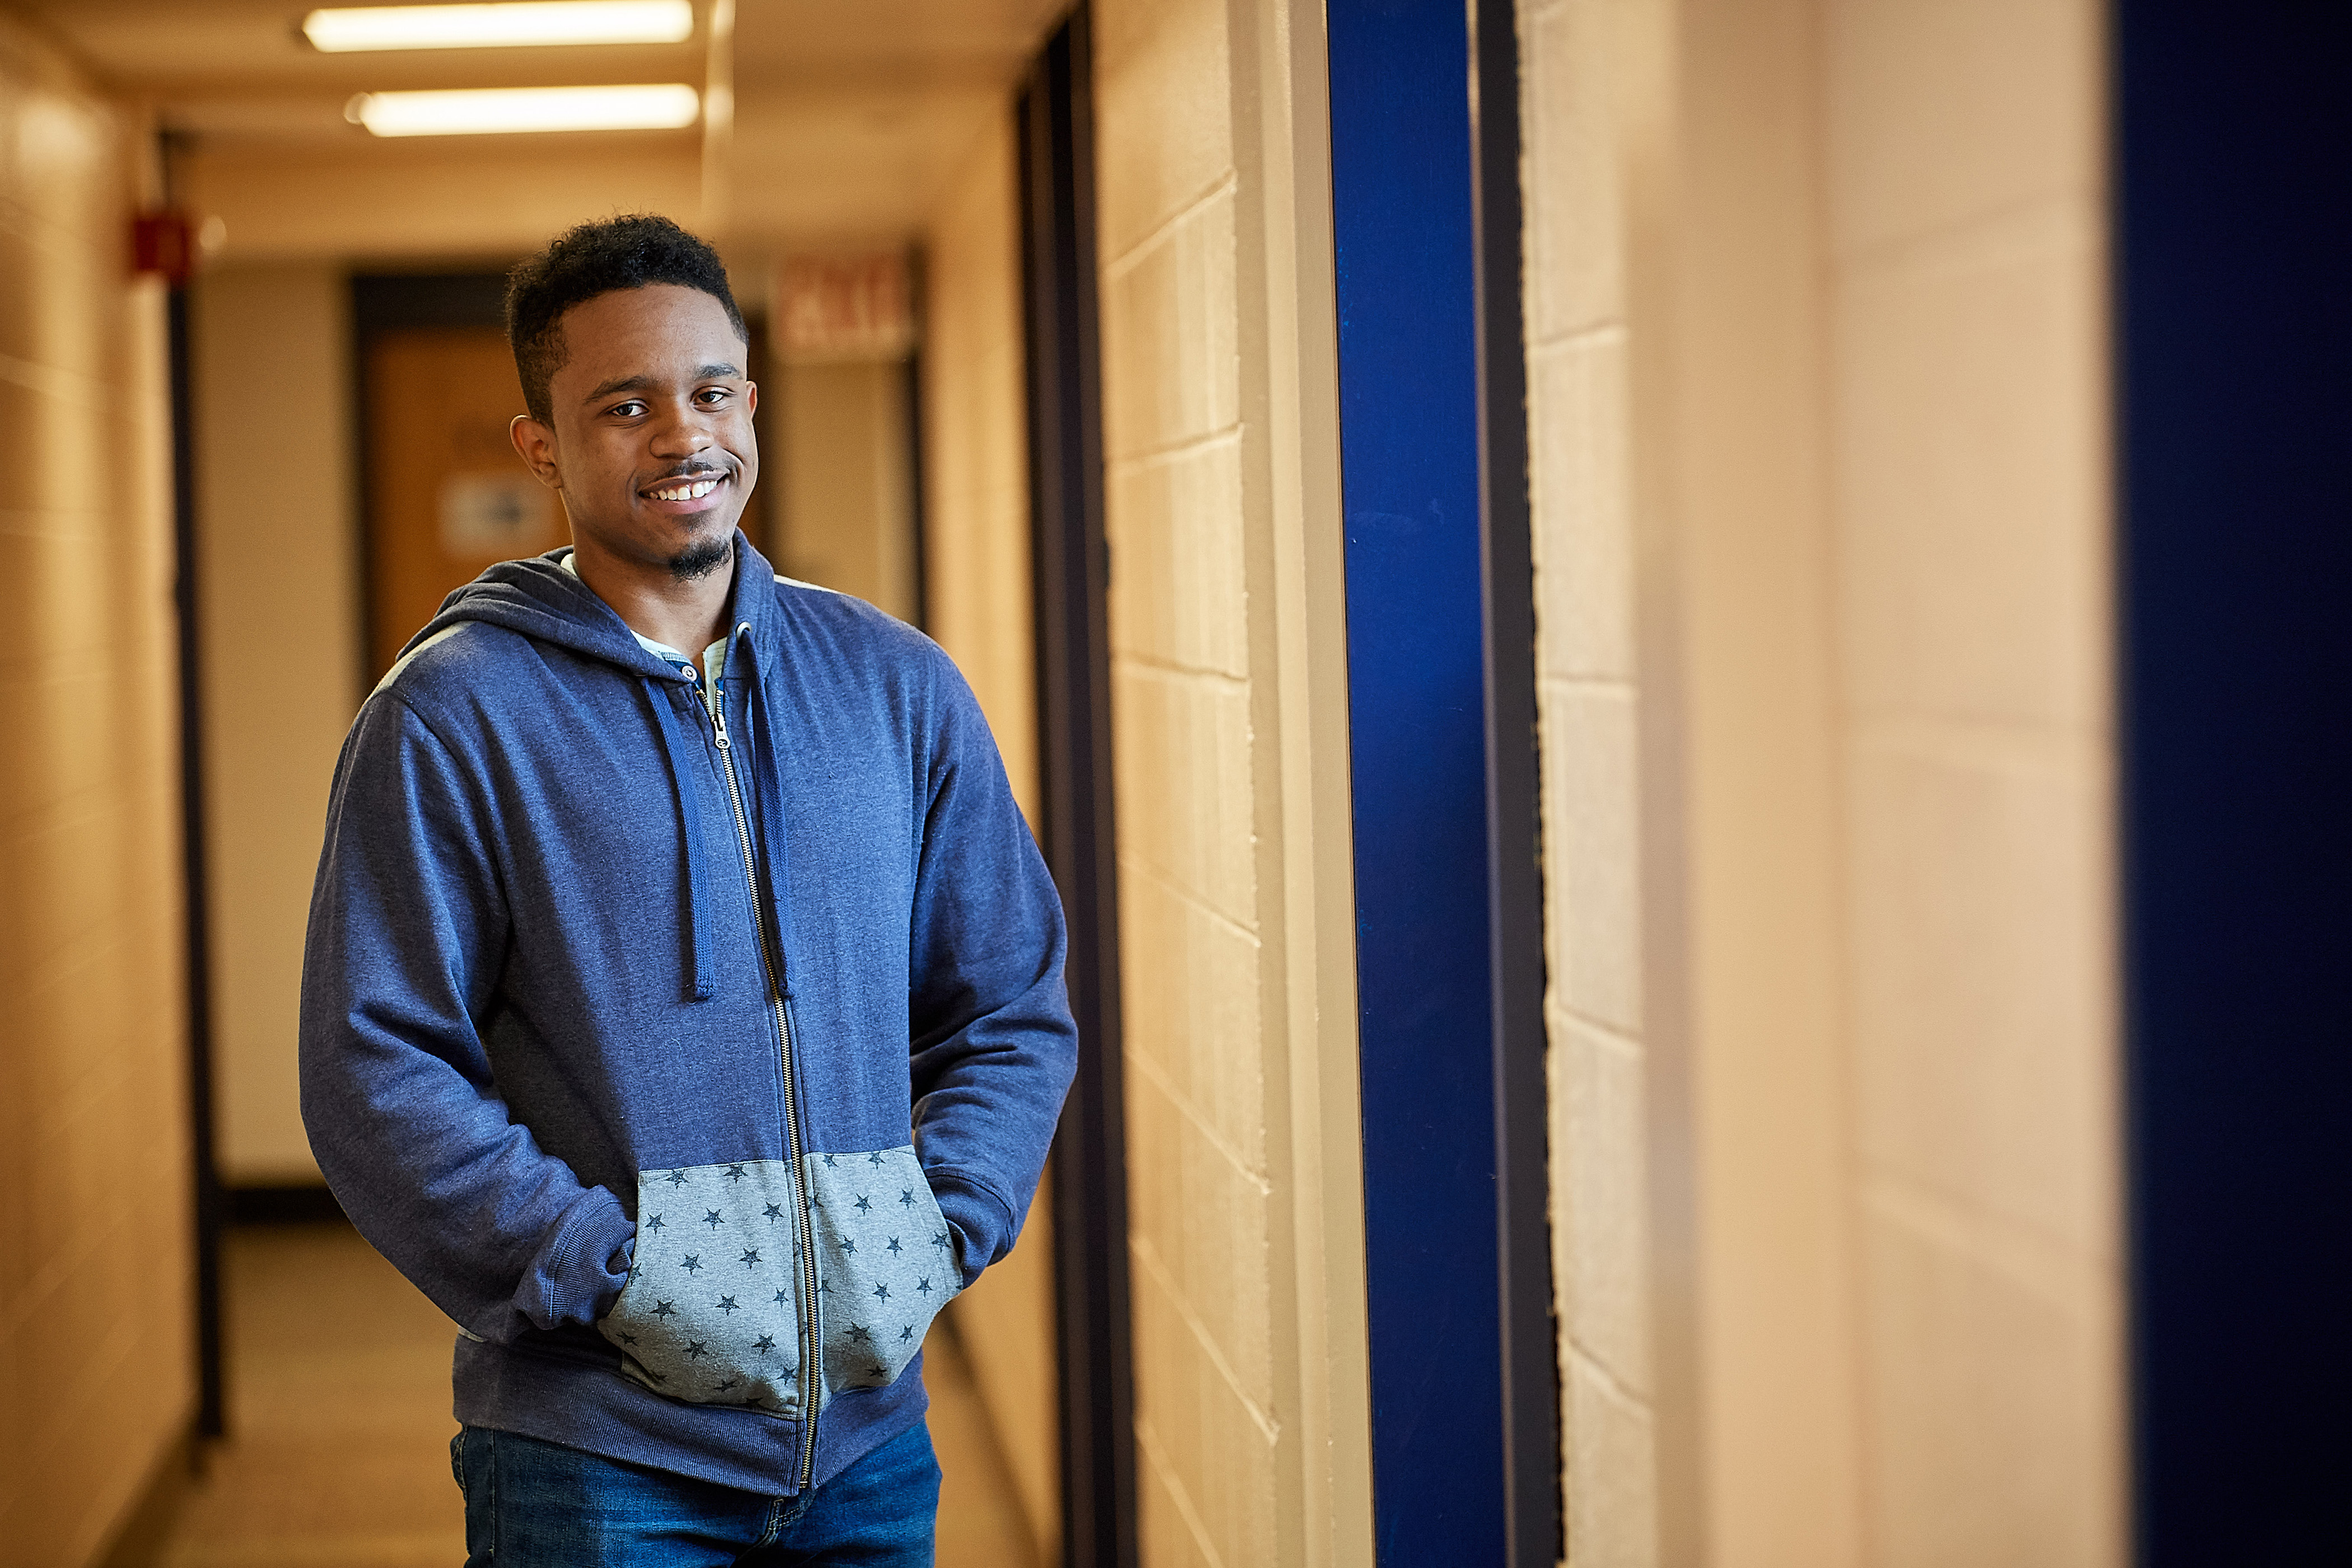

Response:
(300, 214), (1075, 1565)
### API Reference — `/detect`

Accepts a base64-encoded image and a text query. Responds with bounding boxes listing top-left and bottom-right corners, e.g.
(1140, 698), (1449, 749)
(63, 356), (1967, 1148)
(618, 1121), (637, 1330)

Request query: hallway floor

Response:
(154, 1221), (1039, 1567)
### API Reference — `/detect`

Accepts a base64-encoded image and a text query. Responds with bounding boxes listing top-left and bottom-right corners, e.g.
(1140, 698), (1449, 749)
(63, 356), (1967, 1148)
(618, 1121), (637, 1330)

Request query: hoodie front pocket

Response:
(597, 1161), (808, 1417)
(804, 1146), (964, 1398)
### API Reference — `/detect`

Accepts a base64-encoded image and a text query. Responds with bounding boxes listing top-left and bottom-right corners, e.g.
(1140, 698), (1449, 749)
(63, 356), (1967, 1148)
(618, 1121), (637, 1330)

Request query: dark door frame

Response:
(1466, 1), (1560, 1560)
(1017, 8), (1141, 1566)
(161, 131), (227, 1445)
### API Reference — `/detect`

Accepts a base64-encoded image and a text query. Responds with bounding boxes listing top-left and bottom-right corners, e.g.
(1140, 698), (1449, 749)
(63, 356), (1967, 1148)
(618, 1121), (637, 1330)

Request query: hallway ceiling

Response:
(17, 0), (1067, 260)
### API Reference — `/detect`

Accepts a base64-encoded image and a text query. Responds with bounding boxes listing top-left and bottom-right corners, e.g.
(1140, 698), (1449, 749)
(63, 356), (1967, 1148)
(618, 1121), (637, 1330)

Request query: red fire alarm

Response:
(132, 210), (197, 282)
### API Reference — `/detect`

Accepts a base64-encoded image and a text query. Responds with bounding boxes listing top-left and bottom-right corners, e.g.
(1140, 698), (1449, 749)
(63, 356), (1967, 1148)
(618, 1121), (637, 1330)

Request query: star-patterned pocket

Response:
(802, 1145), (963, 1399)
(596, 1160), (810, 1418)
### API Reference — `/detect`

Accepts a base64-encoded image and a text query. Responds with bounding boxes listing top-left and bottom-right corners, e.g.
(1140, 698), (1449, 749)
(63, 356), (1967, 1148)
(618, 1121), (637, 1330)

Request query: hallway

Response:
(157, 1223), (456, 1568)
(7, 1), (2348, 1565)
(0, 0), (1072, 1561)
(155, 1224), (1037, 1568)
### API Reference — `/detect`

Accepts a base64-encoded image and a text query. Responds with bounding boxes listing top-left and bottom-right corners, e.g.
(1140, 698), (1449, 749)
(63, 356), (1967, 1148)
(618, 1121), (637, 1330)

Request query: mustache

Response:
(646, 461), (731, 483)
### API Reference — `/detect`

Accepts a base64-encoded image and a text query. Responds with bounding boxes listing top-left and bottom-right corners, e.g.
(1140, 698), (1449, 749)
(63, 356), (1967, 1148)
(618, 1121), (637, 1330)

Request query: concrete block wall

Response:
(0, 15), (195, 1564)
(1821, 2), (2122, 1561)
(922, 108), (1041, 822)
(1515, 0), (2121, 1563)
(1519, 0), (1662, 1560)
(918, 105), (1060, 1565)
(1095, 3), (1272, 1560)
(1094, 1), (1371, 1561)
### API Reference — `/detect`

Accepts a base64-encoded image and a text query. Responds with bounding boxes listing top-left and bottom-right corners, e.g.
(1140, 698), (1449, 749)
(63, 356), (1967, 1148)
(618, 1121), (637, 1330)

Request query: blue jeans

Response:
(452, 1421), (940, 1566)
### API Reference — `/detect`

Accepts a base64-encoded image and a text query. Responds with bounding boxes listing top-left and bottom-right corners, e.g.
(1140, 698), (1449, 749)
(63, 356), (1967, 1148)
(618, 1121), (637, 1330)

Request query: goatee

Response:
(668, 535), (733, 582)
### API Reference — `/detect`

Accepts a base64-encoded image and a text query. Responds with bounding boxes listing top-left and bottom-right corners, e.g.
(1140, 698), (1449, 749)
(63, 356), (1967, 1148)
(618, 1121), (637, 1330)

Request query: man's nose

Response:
(647, 402), (716, 458)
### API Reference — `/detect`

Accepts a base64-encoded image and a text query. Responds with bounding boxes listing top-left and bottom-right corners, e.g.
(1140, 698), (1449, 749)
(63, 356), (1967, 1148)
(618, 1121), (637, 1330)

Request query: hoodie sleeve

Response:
(906, 660), (1079, 1285)
(300, 692), (636, 1343)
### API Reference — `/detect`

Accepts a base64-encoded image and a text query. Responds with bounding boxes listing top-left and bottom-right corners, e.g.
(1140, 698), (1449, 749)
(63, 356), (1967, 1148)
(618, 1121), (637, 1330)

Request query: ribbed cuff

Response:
(925, 1170), (1016, 1286)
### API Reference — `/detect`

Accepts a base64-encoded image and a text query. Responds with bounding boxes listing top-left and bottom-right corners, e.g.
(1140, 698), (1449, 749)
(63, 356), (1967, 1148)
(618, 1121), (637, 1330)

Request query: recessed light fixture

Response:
(346, 83), (701, 136)
(304, 2), (693, 53)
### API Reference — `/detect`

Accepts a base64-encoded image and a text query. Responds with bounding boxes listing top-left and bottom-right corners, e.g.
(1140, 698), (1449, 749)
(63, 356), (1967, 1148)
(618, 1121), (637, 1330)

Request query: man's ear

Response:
(511, 414), (562, 488)
(744, 381), (758, 417)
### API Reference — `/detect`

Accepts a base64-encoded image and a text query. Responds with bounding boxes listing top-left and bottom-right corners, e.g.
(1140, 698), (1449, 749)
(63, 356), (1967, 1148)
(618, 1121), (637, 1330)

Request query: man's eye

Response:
(609, 400), (647, 418)
(697, 387), (732, 405)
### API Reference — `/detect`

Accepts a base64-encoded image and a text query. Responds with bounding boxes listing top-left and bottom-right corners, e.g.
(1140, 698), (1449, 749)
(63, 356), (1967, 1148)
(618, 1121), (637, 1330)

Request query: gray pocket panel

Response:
(804, 1146), (963, 1398)
(597, 1161), (806, 1417)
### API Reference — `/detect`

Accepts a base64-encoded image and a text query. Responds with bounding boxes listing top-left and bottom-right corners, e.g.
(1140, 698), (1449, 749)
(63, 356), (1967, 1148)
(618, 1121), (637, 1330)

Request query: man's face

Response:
(512, 282), (758, 580)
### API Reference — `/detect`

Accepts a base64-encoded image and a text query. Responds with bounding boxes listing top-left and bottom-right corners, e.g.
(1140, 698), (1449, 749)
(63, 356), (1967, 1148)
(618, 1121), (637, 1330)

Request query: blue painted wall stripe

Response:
(1326, 2), (1506, 1559)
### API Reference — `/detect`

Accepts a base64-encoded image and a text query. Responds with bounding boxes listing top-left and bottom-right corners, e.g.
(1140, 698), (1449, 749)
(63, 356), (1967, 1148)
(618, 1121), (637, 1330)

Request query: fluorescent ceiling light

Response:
(304, 2), (693, 53)
(347, 83), (700, 136)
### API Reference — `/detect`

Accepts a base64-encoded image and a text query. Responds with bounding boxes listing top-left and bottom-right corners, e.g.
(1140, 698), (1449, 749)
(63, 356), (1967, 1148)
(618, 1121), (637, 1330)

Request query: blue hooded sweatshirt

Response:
(298, 534), (1076, 1495)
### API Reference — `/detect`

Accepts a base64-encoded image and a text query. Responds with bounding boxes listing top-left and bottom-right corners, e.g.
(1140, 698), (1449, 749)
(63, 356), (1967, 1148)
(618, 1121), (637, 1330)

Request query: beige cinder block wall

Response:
(918, 106), (1059, 1562)
(0, 15), (196, 1566)
(1518, 0), (2121, 1564)
(923, 110), (1041, 823)
(1091, 0), (1373, 1563)
(1519, 0), (1678, 1559)
(193, 262), (356, 1187)
(1819, 1), (2121, 1562)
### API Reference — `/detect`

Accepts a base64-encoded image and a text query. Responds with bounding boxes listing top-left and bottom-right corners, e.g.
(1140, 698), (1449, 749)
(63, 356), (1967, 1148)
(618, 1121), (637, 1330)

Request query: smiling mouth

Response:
(645, 475), (725, 503)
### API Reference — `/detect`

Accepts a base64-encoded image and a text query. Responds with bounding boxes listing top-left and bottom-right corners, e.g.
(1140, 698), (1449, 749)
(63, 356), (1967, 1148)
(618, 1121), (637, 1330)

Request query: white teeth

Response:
(650, 478), (720, 502)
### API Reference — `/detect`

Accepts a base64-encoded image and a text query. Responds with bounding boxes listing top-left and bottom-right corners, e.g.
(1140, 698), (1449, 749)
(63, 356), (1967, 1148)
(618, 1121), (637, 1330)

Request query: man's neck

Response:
(571, 536), (735, 655)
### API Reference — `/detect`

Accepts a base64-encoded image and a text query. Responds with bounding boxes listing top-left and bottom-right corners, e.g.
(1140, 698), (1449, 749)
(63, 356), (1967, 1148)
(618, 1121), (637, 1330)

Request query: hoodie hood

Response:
(396, 530), (781, 681)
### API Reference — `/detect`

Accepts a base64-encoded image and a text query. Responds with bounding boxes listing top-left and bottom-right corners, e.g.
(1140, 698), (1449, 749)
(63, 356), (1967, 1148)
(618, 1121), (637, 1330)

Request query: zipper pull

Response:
(710, 697), (732, 751)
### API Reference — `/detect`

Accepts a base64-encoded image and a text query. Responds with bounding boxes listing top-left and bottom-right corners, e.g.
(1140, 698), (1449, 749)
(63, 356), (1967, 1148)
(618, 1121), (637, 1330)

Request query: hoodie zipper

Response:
(702, 672), (823, 1491)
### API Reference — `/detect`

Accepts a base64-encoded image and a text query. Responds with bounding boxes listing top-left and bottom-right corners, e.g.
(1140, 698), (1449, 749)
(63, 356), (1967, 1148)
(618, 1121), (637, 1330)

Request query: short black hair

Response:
(505, 213), (747, 423)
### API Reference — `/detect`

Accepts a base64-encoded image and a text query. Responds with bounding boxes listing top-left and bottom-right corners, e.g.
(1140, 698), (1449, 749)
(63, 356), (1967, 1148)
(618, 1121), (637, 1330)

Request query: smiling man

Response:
(300, 214), (1076, 1566)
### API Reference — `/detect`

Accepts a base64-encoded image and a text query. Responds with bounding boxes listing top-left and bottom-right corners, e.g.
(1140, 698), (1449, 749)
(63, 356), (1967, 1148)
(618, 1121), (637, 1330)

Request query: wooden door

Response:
(363, 326), (562, 679)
